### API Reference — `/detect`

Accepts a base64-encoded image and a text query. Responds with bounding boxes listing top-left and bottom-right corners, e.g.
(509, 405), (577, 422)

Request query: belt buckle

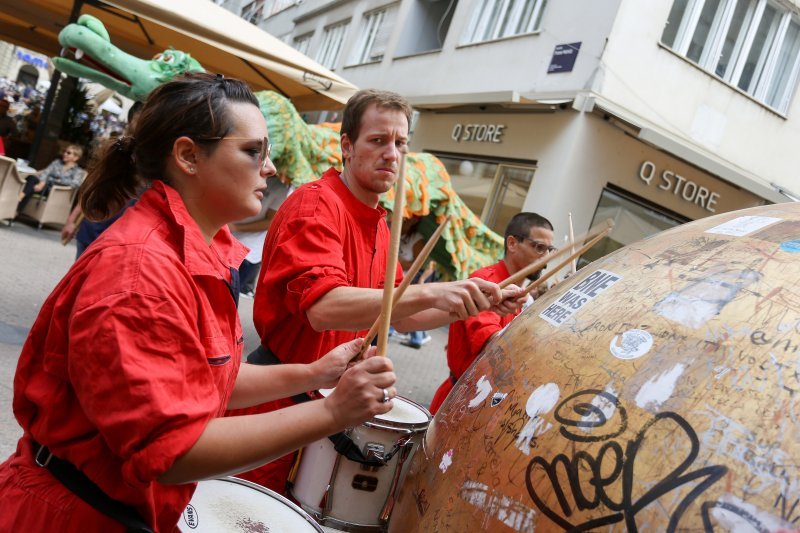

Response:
(34, 444), (53, 467)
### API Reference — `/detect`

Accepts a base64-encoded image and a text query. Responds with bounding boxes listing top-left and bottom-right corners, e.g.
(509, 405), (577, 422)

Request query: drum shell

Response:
(293, 395), (431, 530)
(390, 203), (800, 532)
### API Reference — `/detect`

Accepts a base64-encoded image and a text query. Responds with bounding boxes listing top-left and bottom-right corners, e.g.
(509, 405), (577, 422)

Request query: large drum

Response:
(178, 477), (323, 532)
(390, 203), (800, 532)
(292, 390), (431, 531)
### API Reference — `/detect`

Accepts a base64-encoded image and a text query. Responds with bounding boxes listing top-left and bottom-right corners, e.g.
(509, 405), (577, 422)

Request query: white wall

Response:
(598, 0), (800, 197)
(274, 0), (622, 97)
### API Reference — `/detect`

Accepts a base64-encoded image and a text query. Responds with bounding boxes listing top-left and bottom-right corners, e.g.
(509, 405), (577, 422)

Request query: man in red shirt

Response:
(429, 212), (555, 414)
(235, 89), (525, 491)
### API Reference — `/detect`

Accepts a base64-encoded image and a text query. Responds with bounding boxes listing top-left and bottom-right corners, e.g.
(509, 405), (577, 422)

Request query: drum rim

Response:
(366, 395), (431, 430)
(318, 389), (432, 430)
(198, 477), (325, 533)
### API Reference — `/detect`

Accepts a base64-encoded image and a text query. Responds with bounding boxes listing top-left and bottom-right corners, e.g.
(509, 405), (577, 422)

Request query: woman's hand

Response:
(323, 354), (396, 428)
(61, 220), (77, 243)
(311, 338), (369, 390)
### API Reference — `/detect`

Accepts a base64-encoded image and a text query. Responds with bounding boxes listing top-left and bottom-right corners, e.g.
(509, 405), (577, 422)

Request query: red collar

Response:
(148, 180), (248, 277)
(323, 168), (388, 223)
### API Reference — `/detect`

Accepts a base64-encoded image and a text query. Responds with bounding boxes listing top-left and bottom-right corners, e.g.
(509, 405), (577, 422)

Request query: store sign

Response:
(639, 161), (720, 213)
(451, 123), (506, 143)
(16, 51), (48, 69)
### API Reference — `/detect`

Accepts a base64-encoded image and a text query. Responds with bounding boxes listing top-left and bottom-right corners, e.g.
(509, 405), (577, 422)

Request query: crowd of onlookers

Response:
(0, 76), (129, 164)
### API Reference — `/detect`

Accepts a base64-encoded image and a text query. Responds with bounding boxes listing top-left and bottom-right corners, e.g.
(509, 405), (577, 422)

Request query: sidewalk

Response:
(0, 221), (450, 460)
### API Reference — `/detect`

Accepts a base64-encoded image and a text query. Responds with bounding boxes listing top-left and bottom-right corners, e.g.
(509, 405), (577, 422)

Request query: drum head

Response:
(373, 396), (430, 429)
(179, 477), (323, 532)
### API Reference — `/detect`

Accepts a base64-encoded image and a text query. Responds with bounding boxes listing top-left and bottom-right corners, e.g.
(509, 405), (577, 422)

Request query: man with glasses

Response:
(429, 212), (555, 414)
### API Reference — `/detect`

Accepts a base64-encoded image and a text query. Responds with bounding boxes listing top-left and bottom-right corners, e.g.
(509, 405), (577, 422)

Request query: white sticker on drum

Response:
(468, 375), (492, 408)
(515, 383), (559, 455)
(439, 449), (454, 473)
(609, 329), (653, 360)
(705, 215), (781, 237)
(539, 269), (622, 327)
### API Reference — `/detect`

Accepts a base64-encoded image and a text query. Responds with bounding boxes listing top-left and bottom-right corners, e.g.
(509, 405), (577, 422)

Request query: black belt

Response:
(245, 345), (388, 467)
(32, 440), (153, 533)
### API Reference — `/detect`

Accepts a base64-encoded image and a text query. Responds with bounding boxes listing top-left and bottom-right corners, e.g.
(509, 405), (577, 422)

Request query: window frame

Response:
(349, 5), (398, 65)
(316, 20), (350, 70)
(461, 0), (547, 45)
(293, 32), (314, 56)
(241, 0), (266, 24)
(662, 0), (800, 113)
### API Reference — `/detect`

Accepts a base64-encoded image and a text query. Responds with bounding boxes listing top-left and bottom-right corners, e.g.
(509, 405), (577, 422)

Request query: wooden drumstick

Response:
(376, 152), (408, 357)
(523, 229), (611, 296)
(568, 212), (577, 275)
(500, 218), (614, 289)
(357, 215), (452, 359)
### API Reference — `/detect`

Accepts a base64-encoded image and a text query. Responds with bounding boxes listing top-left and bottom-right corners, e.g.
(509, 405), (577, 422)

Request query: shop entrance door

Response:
(579, 187), (688, 269)
(434, 153), (536, 234)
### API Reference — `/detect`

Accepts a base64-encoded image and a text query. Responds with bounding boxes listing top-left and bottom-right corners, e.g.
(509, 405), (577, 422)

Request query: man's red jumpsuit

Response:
(230, 168), (401, 491)
(0, 181), (246, 532)
(429, 260), (520, 414)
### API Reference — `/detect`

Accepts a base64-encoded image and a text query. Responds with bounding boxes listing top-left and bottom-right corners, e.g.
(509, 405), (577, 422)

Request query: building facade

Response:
(221, 0), (799, 260)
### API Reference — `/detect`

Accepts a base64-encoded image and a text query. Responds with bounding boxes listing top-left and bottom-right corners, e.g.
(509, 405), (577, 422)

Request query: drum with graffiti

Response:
(390, 203), (800, 532)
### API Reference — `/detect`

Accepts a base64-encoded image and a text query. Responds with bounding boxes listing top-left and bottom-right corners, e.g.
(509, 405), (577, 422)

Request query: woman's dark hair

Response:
(81, 73), (259, 220)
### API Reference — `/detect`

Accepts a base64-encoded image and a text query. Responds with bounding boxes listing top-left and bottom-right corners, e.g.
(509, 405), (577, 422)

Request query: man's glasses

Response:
(200, 136), (272, 171)
(517, 235), (556, 254)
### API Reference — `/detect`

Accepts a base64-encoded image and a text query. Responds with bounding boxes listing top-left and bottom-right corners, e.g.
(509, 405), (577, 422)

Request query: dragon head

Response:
(52, 14), (204, 101)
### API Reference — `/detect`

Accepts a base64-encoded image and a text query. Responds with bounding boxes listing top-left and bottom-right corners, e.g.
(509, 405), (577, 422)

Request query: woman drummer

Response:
(0, 73), (396, 532)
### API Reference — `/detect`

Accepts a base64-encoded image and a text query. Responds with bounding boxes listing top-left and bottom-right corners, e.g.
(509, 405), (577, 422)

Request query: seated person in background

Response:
(428, 212), (555, 414)
(17, 144), (85, 214)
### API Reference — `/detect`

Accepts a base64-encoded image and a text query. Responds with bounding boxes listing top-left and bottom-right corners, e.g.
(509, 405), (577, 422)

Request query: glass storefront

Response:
(579, 186), (688, 268)
(433, 152), (536, 234)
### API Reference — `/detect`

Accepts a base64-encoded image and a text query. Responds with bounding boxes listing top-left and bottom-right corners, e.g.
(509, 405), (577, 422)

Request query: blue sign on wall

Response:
(548, 42), (581, 74)
(16, 51), (48, 69)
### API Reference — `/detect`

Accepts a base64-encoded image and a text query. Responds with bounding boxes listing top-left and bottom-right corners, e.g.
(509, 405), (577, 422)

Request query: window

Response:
(351, 6), (398, 64)
(662, 0), (800, 113)
(267, 0), (296, 17)
(462, 0), (547, 44)
(395, 0), (457, 57)
(294, 33), (313, 56)
(434, 154), (535, 234)
(241, 0), (265, 24)
(316, 21), (350, 69)
(579, 188), (686, 268)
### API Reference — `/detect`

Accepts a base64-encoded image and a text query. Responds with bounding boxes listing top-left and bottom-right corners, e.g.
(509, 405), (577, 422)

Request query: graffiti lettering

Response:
(526, 392), (727, 531)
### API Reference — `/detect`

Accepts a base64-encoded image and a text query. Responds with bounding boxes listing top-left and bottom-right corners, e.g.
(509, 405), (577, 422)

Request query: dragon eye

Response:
(162, 53), (174, 64)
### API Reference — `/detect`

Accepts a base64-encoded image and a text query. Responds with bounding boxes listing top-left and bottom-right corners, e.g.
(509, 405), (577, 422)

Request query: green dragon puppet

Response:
(54, 14), (503, 279)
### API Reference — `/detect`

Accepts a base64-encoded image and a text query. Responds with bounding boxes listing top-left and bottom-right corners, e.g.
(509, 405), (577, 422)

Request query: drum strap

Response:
(31, 440), (154, 533)
(246, 345), (388, 467)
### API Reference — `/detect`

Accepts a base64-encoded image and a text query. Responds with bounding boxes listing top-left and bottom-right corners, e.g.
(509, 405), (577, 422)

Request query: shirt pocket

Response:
(202, 336), (232, 366)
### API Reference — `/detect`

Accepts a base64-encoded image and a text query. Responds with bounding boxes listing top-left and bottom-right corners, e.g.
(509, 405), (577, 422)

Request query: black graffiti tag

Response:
(526, 392), (727, 532)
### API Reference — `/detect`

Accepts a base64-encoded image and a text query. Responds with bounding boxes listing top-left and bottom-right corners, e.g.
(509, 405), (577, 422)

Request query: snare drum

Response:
(179, 477), (323, 532)
(292, 390), (431, 531)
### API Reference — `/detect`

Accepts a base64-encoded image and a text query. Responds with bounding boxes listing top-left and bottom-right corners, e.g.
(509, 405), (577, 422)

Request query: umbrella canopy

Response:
(0, 0), (358, 110)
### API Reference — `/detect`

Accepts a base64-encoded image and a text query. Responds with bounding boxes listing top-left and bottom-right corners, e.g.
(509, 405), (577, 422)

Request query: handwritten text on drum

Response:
(525, 390), (728, 531)
(639, 161), (720, 213)
(540, 270), (622, 326)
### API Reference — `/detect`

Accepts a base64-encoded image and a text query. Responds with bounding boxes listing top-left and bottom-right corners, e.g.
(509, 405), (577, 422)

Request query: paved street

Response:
(0, 220), (449, 461)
